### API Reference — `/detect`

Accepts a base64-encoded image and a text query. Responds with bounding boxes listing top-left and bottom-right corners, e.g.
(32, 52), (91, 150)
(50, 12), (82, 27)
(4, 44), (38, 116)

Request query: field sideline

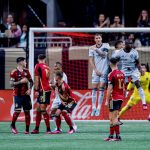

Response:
(0, 121), (150, 150)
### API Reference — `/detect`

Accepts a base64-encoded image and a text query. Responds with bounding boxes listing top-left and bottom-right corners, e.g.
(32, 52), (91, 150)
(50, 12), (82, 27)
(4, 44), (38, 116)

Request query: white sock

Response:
(92, 89), (97, 109)
(138, 87), (146, 105)
(97, 88), (104, 110)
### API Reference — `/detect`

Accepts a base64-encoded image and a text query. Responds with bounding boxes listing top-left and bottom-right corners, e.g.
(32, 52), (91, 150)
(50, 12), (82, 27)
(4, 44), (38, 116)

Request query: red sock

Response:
(55, 116), (61, 130)
(24, 112), (30, 132)
(110, 126), (114, 135)
(114, 125), (120, 134)
(12, 111), (20, 127)
(62, 111), (73, 128)
(35, 111), (41, 129)
(43, 112), (50, 130)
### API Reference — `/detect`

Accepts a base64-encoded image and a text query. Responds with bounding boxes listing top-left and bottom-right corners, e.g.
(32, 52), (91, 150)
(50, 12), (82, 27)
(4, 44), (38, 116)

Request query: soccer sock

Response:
(11, 111), (20, 128)
(92, 88), (97, 109)
(42, 111), (50, 131)
(35, 111), (41, 130)
(55, 116), (61, 130)
(97, 87), (104, 110)
(109, 125), (114, 136)
(62, 111), (73, 129)
(24, 111), (31, 132)
(119, 106), (129, 118)
(114, 125), (120, 135)
(138, 87), (146, 105)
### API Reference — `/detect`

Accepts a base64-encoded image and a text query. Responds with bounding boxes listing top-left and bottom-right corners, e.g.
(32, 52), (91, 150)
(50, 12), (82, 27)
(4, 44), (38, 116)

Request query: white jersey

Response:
(89, 43), (110, 75)
(113, 48), (139, 77)
(54, 72), (68, 102)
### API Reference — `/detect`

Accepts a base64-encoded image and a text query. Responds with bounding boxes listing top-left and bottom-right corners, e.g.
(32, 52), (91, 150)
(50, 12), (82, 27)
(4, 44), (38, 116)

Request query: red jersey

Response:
(34, 63), (51, 92)
(108, 69), (125, 101)
(10, 68), (32, 96)
(56, 81), (76, 104)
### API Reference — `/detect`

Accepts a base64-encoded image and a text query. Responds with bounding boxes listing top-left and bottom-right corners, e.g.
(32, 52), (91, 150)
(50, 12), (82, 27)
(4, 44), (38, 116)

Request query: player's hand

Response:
(0, 97), (5, 103)
(26, 89), (31, 95)
(20, 77), (28, 83)
(35, 91), (39, 98)
(62, 101), (67, 106)
(95, 69), (102, 76)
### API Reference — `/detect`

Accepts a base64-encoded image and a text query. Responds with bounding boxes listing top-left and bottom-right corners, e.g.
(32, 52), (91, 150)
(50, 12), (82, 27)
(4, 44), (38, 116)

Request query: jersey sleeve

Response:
(34, 64), (39, 76)
(108, 72), (114, 85)
(63, 73), (68, 84)
(89, 47), (94, 57)
(134, 49), (139, 60)
(10, 70), (16, 80)
(102, 43), (110, 52)
(26, 70), (32, 80)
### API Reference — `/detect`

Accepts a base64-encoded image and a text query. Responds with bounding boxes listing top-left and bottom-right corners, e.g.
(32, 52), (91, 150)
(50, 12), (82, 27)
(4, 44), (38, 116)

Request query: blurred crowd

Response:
(0, 9), (150, 48)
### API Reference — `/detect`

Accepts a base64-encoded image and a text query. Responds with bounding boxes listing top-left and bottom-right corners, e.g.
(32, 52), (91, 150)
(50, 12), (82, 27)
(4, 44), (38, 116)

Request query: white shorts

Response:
(51, 98), (61, 109)
(92, 73), (107, 84)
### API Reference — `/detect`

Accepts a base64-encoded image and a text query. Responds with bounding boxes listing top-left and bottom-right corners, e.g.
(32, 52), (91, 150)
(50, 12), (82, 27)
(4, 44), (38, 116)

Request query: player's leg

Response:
(91, 75), (99, 116)
(96, 77), (106, 116)
(133, 74), (147, 109)
(23, 95), (32, 134)
(10, 96), (22, 134)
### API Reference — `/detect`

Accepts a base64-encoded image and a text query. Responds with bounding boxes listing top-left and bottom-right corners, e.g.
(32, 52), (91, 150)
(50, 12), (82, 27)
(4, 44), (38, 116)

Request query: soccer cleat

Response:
(95, 109), (100, 116)
(24, 131), (30, 134)
(51, 129), (62, 134)
(10, 125), (18, 134)
(68, 129), (75, 134)
(104, 135), (113, 141)
(143, 104), (148, 110)
(73, 124), (78, 132)
(31, 129), (39, 134)
(91, 108), (97, 116)
(110, 135), (122, 141)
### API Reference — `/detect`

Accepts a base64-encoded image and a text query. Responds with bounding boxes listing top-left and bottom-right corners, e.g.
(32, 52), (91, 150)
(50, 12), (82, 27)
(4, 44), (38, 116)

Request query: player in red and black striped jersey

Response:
(31, 54), (52, 134)
(51, 71), (77, 134)
(10, 57), (33, 134)
(104, 57), (125, 141)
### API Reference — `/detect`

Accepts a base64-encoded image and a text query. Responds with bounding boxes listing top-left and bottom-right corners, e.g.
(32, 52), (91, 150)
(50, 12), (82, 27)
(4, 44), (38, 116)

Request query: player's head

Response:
(16, 57), (26, 68)
(124, 41), (133, 52)
(94, 33), (102, 46)
(109, 57), (119, 69)
(55, 71), (63, 83)
(99, 14), (105, 22)
(114, 16), (120, 24)
(38, 54), (46, 63)
(115, 40), (123, 49)
(141, 63), (149, 74)
(54, 62), (62, 72)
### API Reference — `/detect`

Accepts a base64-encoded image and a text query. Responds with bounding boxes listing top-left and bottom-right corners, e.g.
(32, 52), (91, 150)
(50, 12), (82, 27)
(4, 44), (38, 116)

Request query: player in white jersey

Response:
(50, 62), (77, 133)
(112, 41), (147, 109)
(89, 33), (110, 116)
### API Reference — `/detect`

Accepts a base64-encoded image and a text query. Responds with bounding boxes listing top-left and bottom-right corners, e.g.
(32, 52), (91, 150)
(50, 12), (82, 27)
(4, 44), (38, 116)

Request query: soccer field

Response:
(0, 121), (150, 150)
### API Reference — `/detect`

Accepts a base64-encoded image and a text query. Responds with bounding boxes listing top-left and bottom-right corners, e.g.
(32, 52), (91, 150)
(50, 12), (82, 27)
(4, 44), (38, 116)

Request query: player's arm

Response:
(135, 59), (141, 71)
(105, 83), (113, 107)
(34, 65), (41, 91)
(95, 44), (110, 57)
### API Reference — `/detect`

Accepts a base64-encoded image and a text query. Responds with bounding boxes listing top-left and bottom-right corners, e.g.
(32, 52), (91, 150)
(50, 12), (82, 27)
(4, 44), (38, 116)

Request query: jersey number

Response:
(118, 79), (124, 89)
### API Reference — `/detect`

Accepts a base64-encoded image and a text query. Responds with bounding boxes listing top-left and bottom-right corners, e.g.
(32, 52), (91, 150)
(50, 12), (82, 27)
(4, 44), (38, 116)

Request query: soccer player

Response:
(89, 33), (110, 116)
(52, 71), (77, 134)
(112, 41), (147, 109)
(10, 57), (33, 134)
(104, 58), (125, 141)
(119, 64), (150, 120)
(31, 54), (51, 134)
(51, 62), (77, 134)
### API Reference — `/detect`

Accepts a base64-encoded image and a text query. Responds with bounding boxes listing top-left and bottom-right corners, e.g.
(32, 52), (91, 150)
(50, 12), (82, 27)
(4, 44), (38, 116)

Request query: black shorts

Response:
(37, 91), (51, 104)
(58, 102), (77, 113)
(109, 100), (122, 112)
(14, 95), (32, 111)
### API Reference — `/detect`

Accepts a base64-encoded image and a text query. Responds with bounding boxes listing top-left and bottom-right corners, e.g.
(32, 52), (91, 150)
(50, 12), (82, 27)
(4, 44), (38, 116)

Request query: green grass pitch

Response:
(0, 121), (150, 150)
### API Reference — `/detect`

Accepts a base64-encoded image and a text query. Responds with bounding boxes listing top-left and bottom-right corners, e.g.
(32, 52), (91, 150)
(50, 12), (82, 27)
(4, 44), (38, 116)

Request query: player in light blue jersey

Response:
(113, 41), (147, 109)
(89, 33), (110, 116)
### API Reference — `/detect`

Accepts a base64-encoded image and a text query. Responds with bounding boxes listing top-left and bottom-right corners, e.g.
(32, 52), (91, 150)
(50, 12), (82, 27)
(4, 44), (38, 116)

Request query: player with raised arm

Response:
(31, 54), (51, 134)
(119, 64), (150, 120)
(89, 33), (110, 116)
(104, 58), (125, 141)
(51, 62), (77, 134)
(10, 57), (33, 134)
(52, 71), (77, 134)
(112, 41), (147, 109)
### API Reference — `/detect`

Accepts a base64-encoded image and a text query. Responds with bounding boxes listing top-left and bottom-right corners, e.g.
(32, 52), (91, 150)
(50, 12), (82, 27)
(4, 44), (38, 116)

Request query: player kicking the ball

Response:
(119, 64), (150, 120)
(113, 41), (147, 109)
(104, 58), (125, 141)
(89, 33), (110, 116)
(52, 71), (77, 134)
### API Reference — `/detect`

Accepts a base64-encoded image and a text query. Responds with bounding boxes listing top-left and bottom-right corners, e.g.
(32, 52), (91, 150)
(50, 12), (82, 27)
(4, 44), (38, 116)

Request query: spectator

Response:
(137, 9), (150, 46)
(110, 16), (124, 28)
(95, 14), (110, 27)
(10, 22), (21, 38)
(18, 25), (28, 48)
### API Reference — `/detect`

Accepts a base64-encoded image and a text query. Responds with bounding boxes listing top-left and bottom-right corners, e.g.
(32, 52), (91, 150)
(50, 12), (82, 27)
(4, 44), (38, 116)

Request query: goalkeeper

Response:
(119, 64), (150, 120)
